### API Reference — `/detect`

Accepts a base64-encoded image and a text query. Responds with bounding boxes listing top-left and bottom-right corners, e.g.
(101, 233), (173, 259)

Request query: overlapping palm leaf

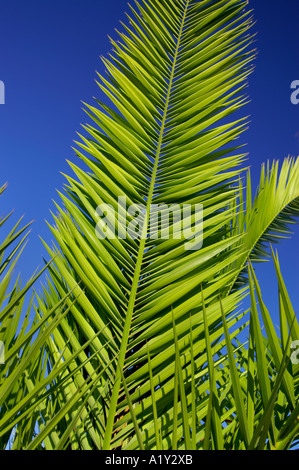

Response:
(229, 158), (299, 291)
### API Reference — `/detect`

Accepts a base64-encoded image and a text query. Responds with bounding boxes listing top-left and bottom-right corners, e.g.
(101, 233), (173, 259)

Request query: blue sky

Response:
(0, 0), (298, 322)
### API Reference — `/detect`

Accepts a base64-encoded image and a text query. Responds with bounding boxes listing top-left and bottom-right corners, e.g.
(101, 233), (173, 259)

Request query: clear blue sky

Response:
(0, 0), (298, 322)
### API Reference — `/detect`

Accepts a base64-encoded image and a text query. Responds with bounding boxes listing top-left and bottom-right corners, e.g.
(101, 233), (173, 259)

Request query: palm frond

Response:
(2, 0), (298, 451)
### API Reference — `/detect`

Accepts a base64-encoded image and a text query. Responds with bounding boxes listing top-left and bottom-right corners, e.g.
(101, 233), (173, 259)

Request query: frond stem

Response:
(102, 0), (190, 449)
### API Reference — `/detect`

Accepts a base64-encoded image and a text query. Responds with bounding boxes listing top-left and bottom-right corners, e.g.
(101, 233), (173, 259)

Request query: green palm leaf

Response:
(3, 0), (298, 450)
(38, 0), (257, 450)
(230, 158), (299, 290)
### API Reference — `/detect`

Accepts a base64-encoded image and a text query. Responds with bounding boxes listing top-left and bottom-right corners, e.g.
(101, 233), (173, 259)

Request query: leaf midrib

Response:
(102, 0), (190, 449)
